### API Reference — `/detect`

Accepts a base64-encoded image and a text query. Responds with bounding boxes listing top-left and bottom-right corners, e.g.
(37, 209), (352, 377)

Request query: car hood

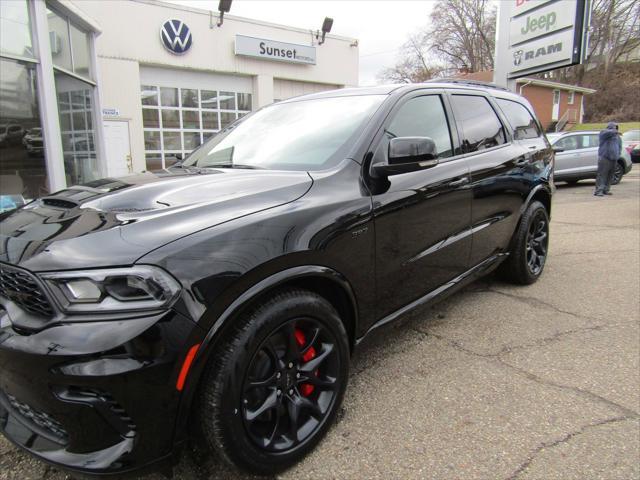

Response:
(0, 168), (312, 271)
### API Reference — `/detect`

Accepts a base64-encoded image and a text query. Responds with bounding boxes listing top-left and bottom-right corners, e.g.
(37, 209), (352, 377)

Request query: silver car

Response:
(548, 130), (633, 185)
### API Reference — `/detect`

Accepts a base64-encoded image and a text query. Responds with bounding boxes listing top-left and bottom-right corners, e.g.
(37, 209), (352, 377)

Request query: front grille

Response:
(0, 263), (55, 318)
(5, 393), (69, 443)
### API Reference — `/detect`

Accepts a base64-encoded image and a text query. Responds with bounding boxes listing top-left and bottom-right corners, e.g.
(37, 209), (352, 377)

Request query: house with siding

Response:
(453, 71), (596, 132)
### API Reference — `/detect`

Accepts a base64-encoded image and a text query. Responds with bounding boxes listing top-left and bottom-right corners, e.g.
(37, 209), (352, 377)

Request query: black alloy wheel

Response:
(498, 200), (549, 285)
(611, 163), (624, 185)
(525, 210), (548, 276)
(196, 289), (349, 475)
(241, 318), (340, 452)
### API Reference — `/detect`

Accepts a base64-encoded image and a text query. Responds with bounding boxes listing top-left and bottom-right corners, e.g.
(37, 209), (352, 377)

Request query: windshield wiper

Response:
(199, 163), (264, 170)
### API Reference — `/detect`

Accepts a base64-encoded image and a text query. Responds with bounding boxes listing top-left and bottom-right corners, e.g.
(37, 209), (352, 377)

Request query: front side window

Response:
(451, 95), (506, 153)
(385, 95), (453, 158)
(183, 95), (385, 171)
(554, 135), (578, 151)
(496, 98), (541, 140)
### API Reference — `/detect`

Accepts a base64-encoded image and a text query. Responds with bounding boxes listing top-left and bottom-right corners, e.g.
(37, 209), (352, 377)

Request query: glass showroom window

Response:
(0, 1), (48, 211)
(48, 6), (99, 186)
(141, 86), (252, 170)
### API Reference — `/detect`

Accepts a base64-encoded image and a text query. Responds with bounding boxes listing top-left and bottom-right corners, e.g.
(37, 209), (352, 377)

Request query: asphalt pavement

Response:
(1, 170), (639, 480)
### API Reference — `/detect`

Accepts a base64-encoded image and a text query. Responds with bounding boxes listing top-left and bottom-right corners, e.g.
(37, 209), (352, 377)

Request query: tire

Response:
(611, 162), (624, 185)
(195, 288), (350, 475)
(499, 200), (549, 285)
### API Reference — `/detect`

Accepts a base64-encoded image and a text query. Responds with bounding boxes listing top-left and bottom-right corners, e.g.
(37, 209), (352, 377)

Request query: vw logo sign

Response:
(160, 19), (192, 55)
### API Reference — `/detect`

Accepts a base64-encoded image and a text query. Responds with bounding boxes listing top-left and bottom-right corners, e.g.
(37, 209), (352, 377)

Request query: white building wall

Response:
(273, 79), (340, 101)
(78, 0), (358, 87)
(98, 57), (144, 172)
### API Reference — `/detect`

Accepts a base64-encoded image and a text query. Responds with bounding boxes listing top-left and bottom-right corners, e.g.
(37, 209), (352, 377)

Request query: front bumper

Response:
(0, 305), (203, 476)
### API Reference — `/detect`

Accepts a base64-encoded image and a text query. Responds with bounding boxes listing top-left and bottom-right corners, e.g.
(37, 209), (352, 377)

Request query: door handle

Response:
(448, 177), (469, 188)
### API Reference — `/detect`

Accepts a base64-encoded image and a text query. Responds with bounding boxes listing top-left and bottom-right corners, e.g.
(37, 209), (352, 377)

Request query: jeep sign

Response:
(493, 0), (591, 81)
(509, 1), (577, 46)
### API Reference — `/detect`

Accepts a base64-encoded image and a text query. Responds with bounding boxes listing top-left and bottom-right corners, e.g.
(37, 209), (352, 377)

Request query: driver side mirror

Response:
(552, 146), (564, 153)
(372, 137), (439, 177)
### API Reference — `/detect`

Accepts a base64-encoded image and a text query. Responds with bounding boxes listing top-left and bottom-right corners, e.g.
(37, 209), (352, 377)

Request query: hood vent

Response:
(42, 197), (78, 209)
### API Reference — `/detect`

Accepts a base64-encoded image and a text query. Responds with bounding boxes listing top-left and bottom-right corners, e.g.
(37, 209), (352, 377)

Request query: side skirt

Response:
(356, 252), (508, 344)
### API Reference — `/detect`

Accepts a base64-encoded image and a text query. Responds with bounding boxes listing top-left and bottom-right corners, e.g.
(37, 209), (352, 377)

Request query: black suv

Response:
(0, 82), (553, 476)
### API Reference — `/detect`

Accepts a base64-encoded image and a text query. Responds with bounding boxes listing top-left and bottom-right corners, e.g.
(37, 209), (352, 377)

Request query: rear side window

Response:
(386, 95), (453, 158)
(450, 95), (506, 153)
(496, 99), (541, 140)
(577, 134), (598, 148)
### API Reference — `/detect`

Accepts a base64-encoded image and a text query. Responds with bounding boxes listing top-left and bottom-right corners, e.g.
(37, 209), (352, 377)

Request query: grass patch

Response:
(570, 122), (640, 133)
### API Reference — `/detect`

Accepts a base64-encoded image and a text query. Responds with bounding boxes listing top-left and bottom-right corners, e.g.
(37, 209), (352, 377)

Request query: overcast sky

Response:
(167, 0), (435, 85)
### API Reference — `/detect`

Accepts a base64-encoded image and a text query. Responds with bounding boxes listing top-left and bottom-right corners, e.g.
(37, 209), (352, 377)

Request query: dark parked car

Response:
(0, 82), (553, 477)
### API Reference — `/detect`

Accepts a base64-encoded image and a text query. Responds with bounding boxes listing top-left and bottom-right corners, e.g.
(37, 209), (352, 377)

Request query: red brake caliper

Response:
(294, 328), (317, 397)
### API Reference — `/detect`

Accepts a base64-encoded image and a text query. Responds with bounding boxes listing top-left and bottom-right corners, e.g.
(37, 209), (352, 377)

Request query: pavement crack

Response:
(417, 328), (640, 419)
(481, 288), (600, 322)
(496, 358), (640, 419)
(505, 416), (634, 480)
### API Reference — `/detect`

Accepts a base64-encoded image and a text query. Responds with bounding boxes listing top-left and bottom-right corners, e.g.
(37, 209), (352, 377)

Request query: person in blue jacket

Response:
(594, 122), (622, 196)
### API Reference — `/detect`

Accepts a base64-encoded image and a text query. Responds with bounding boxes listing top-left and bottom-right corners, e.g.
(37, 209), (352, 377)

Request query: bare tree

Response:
(550, 0), (640, 85)
(379, 0), (496, 83)
(428, 0), (496, 72)
(378, 34), (445, 83)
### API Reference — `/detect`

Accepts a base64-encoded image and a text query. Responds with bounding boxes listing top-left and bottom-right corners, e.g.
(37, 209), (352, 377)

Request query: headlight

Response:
(40, 266), (181, 314)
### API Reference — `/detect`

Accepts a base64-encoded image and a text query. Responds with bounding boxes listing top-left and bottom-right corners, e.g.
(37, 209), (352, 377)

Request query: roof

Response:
(515, 78), (596, 94)
(280, 81), (525, 103)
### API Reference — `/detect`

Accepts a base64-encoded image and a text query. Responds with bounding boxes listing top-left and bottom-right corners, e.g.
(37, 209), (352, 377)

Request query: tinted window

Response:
(386, 95), (453, 158)
(496, 99), (541, 140)
(451, 95), (506, 153)
(555, 135), (578, 151)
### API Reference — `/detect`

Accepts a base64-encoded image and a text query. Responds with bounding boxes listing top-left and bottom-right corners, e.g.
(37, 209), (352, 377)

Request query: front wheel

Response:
(499, 200), (549, 284)
(611, 162), (624, 185)
(196, 289), (350, 475)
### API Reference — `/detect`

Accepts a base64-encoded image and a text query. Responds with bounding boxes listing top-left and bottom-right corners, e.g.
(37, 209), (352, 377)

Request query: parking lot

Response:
(1, 171), (638, 480)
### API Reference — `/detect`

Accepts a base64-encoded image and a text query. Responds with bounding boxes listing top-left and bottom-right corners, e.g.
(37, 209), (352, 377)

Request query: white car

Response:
(548, 130), (633, 185)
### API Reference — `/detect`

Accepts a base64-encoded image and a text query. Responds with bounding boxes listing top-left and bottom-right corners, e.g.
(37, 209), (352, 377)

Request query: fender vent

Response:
(56, 387), (137, 437)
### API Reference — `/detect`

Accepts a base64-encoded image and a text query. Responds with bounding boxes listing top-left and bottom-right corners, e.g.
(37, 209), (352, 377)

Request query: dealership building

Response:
(0, 0), (358, 206)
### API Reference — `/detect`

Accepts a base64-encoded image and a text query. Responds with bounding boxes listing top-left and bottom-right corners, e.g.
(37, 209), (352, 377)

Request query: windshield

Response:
(183, 95), (385, 171)
(622, 130), (639, 142)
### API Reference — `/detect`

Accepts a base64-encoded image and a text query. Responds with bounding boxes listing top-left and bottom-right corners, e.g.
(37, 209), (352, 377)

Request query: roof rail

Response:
(426, 78), (511, 92)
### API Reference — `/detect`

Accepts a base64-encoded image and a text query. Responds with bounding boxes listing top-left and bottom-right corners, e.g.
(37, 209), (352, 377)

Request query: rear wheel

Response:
(196, 289), (349, 475)
(499, 200), (549, 284)
(611, 162), (624, 185)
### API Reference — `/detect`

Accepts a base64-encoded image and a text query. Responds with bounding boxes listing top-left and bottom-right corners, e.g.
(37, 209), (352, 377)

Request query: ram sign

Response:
(500, 0), (590, 79)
